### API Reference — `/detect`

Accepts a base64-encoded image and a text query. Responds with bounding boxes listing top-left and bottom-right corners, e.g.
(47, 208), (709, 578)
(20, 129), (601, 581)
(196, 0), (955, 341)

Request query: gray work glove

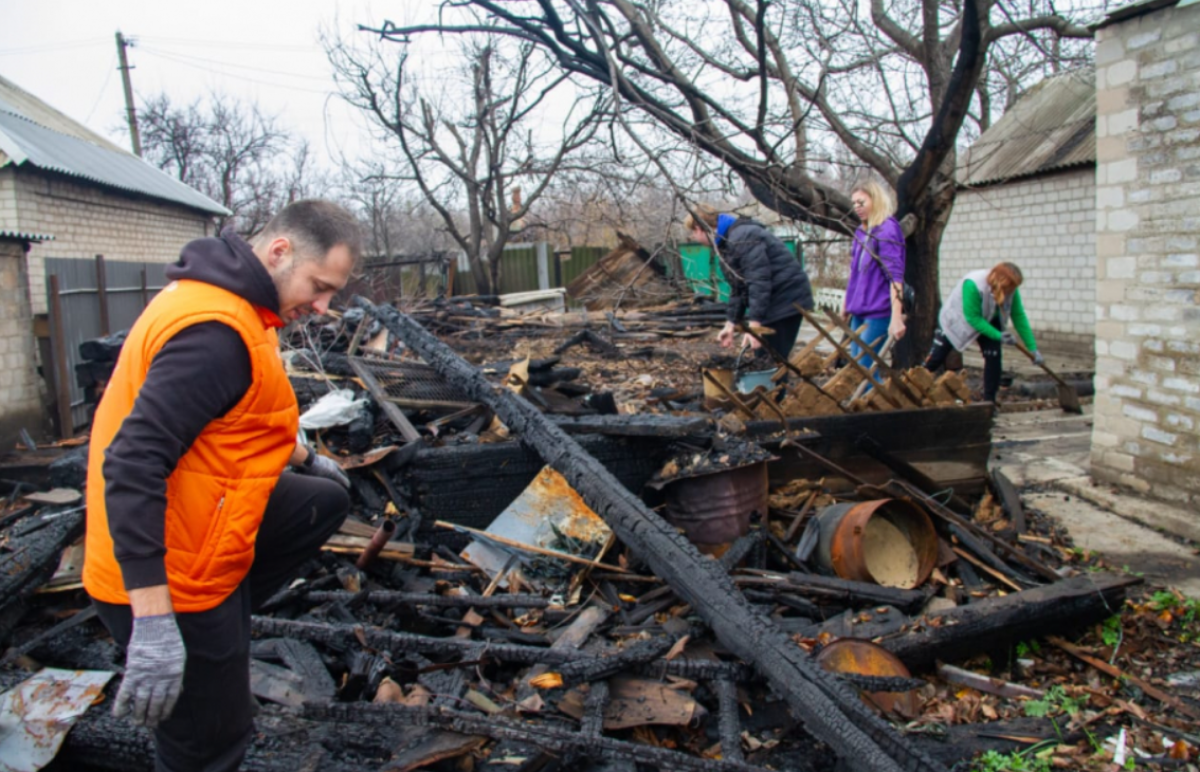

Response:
(114, 613), (185, 727)
(300, 447), (351, 488)
(1001, 332), (1017, 346)
(1031, 349), (1045, 366)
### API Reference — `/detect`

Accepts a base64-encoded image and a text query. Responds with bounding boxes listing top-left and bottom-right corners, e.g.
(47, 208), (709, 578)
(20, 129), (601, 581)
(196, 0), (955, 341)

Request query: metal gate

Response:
(45, 256), (168, 436)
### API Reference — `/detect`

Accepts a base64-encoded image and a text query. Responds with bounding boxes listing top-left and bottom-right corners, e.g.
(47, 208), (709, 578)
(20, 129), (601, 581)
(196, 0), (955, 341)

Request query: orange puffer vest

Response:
(83, 279), (299, 612)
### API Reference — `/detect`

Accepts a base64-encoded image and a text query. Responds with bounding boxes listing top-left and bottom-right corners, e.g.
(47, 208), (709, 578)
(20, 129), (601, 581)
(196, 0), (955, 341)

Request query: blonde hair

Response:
(683, 204), (719, 233)
(851, 180), (896, 230)
(988, 262), (1024, 304)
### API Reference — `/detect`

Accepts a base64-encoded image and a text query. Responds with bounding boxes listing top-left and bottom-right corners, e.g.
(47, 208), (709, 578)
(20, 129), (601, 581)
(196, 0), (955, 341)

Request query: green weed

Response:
(971, 749), (1052, 772)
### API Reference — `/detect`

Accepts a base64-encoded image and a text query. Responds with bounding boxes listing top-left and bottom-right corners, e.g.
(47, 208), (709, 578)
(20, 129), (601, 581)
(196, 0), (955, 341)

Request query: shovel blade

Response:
(1056, 382), (1083, 414)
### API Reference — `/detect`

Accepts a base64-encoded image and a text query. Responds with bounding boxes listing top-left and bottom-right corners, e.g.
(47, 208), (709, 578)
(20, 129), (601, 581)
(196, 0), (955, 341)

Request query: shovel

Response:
(1013, 339), (1082, 414)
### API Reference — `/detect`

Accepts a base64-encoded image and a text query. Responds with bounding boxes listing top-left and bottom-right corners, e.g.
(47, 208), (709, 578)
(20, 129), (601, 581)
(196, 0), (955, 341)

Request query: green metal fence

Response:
(557, 246), (605, 287)
(677, 238), (803, 301)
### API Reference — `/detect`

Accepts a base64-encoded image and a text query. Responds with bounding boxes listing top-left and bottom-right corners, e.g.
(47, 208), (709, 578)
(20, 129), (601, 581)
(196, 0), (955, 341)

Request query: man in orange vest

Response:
(83, 200), (362, 772)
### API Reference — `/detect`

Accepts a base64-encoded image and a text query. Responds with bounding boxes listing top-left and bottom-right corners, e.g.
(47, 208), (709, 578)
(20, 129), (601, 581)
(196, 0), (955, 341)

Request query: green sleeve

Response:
(1010, 289), (1037, 351)
(963, 281), (1003, 340)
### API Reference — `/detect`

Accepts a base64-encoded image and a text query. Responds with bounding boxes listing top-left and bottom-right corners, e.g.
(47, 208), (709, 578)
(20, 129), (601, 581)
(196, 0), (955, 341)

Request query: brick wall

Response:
(0, 239), (46, 447)
(0, 167), (214, 313)
(939, 168), (1096, 358)
(1091, 1), (1200, 506)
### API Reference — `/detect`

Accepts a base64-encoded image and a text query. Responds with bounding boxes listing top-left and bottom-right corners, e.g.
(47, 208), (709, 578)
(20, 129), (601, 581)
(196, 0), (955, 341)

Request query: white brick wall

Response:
(1091, 1), (1200, 507)
(0, 167), (214, 314)
(939, 168), (1096, 356)
(0, 239), (46, 446)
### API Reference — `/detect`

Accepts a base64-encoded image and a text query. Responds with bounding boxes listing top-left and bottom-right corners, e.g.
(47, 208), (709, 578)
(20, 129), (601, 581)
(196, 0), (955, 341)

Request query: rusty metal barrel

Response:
(661, 461), (768, 546)
(814, 499), (937, 589)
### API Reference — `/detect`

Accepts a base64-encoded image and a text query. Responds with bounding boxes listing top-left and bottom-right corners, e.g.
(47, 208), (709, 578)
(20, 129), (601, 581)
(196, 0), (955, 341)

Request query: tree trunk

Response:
(895, 175), (956, 368)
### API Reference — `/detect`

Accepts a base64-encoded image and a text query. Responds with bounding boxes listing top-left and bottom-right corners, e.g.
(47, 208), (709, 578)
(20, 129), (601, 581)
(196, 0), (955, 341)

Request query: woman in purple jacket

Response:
(845, 180), (907, 371)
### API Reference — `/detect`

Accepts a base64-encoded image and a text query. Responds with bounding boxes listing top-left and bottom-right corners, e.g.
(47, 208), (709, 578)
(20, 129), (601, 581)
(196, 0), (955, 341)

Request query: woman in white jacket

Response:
(924, 262), (1042, 403)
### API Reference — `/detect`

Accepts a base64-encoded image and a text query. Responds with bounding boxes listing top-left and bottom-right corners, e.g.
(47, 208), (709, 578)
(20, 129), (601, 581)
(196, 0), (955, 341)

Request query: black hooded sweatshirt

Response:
(102, 229), (283, 593)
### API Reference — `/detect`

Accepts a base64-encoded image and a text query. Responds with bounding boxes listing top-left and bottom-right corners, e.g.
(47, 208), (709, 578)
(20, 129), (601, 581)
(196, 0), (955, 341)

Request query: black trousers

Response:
(925, 328), (1004, 402)
(757, 313), (805, 361)
(93, 472), (350, 772)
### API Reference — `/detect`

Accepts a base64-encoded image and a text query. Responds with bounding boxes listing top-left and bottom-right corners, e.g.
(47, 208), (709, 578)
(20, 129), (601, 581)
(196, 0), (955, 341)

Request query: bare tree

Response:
(140, 92), (314, 236)
(328, 28), (611, 296)
(363, 0), (1095, 362)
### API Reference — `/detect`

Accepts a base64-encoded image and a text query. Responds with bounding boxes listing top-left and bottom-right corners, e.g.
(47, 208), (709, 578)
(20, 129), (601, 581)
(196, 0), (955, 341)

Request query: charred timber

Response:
(61, 707), (379, 772)
(556, 635), (677, 684)
(304, 702), (773, 772)
(303, 590), (551, 609)
(879, 573), (1140, 671)
(359, 298), (946, 772)
(251, 616), (751, 681)
(0, 509), (84, 645)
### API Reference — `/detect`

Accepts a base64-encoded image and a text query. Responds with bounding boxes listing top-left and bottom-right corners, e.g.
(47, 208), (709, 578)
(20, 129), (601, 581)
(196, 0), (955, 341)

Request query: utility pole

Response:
(115, 31), (141, 157)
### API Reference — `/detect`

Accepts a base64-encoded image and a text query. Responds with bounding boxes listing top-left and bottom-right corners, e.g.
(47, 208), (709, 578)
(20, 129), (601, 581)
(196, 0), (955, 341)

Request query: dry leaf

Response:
(664, 634), (691, 661)
(530, 672), (564, 690)
(374, 677), (404, 704)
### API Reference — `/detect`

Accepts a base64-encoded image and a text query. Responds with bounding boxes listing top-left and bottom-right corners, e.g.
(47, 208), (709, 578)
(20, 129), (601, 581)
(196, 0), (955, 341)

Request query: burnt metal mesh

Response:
(352, 355), (474, 408)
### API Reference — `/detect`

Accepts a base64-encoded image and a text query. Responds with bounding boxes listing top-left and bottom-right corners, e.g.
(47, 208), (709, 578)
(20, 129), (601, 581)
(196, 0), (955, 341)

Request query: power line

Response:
(84, 53), (118, 124)
(135, 48), (334, 95)
(0, 38), (108, 56)
(137, 45), (333, 82)
(136, 35), (314, 52)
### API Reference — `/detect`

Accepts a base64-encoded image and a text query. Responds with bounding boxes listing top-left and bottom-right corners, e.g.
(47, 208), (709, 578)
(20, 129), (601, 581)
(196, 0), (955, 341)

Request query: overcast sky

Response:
(0, 0), (433, 165)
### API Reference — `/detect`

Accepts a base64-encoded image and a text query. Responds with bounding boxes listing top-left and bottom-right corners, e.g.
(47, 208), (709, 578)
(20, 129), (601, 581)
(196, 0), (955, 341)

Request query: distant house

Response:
(939, 69), (1097, 360)
(0, 73), (228, 314)
(0, 73), (228, 440)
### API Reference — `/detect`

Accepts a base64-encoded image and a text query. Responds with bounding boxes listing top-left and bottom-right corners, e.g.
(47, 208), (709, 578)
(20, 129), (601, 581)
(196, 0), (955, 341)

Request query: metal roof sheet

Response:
(0, 76), (228, 216)
(957, 69), (1095, 187)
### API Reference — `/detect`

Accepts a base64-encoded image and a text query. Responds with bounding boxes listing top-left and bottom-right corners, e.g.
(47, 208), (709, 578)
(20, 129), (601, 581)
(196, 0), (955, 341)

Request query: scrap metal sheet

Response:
(0, 667), (114, 772)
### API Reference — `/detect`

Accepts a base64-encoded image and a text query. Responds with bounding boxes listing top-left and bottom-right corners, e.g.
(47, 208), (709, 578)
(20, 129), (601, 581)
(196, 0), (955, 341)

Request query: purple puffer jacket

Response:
(845, 217), (905, 318)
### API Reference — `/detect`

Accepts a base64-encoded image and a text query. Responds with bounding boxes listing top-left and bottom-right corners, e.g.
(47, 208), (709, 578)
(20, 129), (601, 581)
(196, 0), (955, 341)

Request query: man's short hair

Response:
(257, 200), (364, 263)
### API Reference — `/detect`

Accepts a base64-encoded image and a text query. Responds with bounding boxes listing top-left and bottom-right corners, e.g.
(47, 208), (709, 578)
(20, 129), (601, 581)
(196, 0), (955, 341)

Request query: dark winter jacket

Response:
(720, 218), (814, 325)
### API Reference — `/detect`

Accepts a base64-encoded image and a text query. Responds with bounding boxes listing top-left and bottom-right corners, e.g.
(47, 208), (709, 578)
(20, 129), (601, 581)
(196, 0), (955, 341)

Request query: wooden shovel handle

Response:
(1012, 338), (1070, 387)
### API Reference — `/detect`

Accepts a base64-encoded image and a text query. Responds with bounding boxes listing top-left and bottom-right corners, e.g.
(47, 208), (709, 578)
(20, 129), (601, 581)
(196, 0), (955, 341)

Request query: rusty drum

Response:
(816, 638), (922, 719)
(814, 499), (937, 589)
(661, 461), (768, 546)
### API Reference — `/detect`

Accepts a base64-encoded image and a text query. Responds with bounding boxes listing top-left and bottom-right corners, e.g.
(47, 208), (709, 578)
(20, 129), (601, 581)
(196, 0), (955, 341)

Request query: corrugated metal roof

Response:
(0, 76), (128, 153)
(957, 69), (1095, 187)
(0, 76), (229, 216)
(0, 229), (55, 242)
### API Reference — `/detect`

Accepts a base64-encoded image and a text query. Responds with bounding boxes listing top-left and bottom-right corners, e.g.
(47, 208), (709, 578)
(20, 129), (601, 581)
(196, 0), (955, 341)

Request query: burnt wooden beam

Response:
(736, 573), (928, 614)
(581, 679), (610, 738)
(557, 635), (677, 685)
(879, 573), (1140, 671)
(303, 590), (550, 609)
(550, 414), (711, 438)
(250, 617), (751, 681)
(714, 678), (746, 764)
(358, 298), (945, 772)
(347, 356), (421, 443)
(304, 702), (766, 772)
(0, 508), (85, 646)
(990, 470), (1026, 534)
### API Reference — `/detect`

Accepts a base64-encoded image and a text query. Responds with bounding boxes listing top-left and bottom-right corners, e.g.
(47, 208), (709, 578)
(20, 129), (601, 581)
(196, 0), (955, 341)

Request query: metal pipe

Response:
(356, 519), (397, 570)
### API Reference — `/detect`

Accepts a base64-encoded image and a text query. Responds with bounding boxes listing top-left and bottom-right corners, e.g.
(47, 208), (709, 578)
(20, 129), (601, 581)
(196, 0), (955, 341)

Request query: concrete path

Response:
(991, 405), (1200, 597)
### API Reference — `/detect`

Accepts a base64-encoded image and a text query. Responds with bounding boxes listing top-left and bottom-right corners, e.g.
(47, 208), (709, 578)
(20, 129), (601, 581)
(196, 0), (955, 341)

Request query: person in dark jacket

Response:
(685, 205), (814, 359)
(84, 200), (362, 772)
